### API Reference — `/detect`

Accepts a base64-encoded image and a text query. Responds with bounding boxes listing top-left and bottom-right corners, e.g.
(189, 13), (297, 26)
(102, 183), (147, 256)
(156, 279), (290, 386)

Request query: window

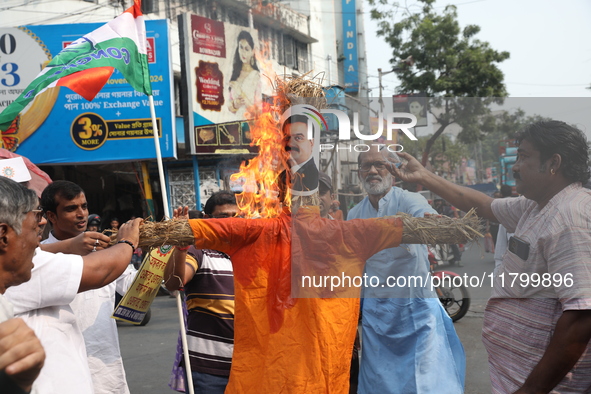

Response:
(282, 35), (295, 68)
(142, 0), (159, 14)
(295, 41), (308, 72)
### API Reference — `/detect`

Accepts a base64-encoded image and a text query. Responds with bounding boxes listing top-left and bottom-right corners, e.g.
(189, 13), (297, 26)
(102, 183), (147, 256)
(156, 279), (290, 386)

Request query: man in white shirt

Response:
(0, 176), (45, 394)
(39, 180), (136, 394)
(5, 212), (141, 394)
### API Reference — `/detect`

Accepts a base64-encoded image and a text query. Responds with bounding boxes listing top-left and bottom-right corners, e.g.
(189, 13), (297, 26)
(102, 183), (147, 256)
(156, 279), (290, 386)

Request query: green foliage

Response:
(369, 0), (509, 97)
(470, 110), (552, 170)
(369, 0), (510, 169)
(404, 133), (469, 175)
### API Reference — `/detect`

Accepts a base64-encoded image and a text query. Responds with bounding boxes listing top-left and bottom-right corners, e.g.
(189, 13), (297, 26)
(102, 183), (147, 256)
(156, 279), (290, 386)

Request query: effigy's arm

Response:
(399, 209), (483, 244)
(131, 209), (482, 249)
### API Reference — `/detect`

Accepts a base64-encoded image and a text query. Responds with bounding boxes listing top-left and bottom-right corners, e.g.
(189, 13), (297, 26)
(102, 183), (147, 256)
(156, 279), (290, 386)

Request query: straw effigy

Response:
(112, 208), (483, 249)
(273, 71), (327, 113)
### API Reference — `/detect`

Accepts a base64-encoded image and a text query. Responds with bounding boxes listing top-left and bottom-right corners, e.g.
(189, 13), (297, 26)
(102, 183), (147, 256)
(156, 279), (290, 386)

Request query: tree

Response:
(369, 0), (510, 168)
(468, 110), (551, 180)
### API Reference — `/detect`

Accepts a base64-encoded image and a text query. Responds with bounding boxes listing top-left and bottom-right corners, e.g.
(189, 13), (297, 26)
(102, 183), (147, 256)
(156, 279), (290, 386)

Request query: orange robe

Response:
(189, 207), (402, 393)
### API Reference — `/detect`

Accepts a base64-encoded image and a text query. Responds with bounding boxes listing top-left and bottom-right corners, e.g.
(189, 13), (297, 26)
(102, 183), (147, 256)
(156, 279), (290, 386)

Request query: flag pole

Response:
(148, 95), (170, 219)
(148, 95), (194, 393)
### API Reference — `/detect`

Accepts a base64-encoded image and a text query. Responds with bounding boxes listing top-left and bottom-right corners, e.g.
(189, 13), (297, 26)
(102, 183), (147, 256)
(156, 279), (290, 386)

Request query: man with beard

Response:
(347, 147), (465, 394)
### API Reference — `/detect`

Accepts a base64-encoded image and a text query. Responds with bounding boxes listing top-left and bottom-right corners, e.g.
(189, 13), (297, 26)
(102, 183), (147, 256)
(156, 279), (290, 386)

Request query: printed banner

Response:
(179, 13), (262, 154)
(112, 245), (175, 324)
(0, 20), (175, 164)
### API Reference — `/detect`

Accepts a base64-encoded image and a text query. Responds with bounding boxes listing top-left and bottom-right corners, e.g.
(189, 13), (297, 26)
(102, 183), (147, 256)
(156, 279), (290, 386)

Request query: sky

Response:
(362, 0), (591, 137)
(363, 0), (591, 98)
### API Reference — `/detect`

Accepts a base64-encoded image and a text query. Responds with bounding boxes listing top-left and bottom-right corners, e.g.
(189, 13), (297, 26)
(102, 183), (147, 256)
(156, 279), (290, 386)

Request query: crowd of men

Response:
(0, 119), (590, 394)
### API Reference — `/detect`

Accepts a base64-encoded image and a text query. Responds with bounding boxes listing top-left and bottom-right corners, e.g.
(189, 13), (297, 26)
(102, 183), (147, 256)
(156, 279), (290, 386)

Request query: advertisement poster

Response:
(179, 13), (261, 155)
(393, 93), (430, 128)
(0, 20), (176, 164)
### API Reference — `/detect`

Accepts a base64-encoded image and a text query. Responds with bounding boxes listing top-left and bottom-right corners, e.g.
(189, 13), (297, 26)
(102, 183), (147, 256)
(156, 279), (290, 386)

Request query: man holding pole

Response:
(165, 191), (238, 394)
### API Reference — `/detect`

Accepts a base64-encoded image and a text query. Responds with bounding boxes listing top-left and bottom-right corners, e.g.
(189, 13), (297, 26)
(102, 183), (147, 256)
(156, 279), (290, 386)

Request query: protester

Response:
(165, 191), (237, 394)
(347, 147), (465, 393)
(5, 211), (141, 394)
(87, 214), (101, 232)
(0, 176), (45, 394)
(40, 180), (137, 394)
(110, 217), (120, 230)
(392, 120), (591, 393)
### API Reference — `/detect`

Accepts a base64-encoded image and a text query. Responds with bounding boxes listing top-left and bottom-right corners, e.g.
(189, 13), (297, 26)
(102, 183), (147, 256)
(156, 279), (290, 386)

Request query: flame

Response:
(231, 41), (291, 218)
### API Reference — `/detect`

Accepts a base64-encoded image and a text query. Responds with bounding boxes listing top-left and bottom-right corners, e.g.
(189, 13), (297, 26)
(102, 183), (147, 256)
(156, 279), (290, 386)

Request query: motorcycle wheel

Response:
(438, 283), (470, 322)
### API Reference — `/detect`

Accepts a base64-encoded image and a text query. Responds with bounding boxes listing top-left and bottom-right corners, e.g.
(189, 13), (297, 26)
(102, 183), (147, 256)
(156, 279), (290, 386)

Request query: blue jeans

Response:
(185, 370), (229, 394)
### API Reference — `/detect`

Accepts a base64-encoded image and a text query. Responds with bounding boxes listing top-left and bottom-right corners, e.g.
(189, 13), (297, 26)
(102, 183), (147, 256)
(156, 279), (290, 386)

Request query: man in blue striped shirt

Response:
(165, 191), (237, 394)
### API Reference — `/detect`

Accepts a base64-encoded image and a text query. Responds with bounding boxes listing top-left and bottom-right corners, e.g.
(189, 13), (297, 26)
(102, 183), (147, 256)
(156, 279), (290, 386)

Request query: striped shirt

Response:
(484, 183), (591, 393)
(184, 247), (234, 376)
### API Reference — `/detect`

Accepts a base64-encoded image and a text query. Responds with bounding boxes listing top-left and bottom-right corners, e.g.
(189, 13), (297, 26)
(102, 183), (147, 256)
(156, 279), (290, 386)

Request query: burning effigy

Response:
(126, 74), (482, 393)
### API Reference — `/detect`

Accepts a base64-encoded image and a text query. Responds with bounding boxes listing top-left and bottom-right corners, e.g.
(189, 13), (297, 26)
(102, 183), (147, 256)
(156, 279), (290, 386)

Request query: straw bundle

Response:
(115, 209), (482, 249)
(274, 71), (327, 113)
(399, 208), (483, 245)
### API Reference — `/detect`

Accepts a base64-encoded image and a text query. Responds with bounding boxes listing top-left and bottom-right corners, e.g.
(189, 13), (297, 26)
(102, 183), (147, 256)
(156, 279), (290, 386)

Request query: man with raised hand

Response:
(38, 180), (137, 394)
(393, 121), (591, 393)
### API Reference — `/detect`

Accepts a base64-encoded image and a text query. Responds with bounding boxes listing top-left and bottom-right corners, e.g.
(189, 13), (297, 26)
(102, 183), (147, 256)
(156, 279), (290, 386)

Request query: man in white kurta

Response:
(40, 180), (135, 394)
(43, 232), (135, 394)
(5, 248), (94, 394)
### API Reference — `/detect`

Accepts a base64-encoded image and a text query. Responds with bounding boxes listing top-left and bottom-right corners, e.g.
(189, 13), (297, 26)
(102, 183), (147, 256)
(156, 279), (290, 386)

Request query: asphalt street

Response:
(119, 240), (495, 393)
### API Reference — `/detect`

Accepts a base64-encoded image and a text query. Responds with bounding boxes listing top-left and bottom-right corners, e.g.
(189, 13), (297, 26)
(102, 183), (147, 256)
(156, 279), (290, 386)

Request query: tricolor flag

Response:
(0, 0), (151, 144)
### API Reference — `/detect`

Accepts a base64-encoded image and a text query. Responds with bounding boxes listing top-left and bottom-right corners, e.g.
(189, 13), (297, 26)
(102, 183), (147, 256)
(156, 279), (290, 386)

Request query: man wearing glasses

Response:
(5, 192), (141, 394)
(0, 176), (45, 394)
(347, 147), (465, 394)
(164, 191), (237, 394)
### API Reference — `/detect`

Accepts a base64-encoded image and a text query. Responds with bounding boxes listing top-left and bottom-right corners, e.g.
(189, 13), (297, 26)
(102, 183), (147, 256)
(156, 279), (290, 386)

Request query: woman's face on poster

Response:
(409, 101), (424, 117)
(238, 39), (254, 64)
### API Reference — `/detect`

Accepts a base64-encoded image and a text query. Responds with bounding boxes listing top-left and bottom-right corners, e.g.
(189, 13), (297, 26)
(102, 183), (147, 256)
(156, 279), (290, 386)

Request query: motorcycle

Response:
(428, 245), (470, 322)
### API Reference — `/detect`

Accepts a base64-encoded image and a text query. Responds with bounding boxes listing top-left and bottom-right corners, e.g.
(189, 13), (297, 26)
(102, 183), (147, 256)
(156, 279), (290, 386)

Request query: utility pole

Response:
(326, 55), (332, 85)
(377, 67), (402, 113)
(378, 56), (414, 112)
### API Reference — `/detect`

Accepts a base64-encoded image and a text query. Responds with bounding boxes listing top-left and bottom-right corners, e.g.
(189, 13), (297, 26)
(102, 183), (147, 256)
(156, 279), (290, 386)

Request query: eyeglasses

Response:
(358, 161), (389, 173)
(25, 209), (46, 223)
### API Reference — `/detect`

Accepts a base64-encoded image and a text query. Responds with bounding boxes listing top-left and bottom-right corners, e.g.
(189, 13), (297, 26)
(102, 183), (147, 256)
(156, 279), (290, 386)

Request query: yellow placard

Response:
(112, 245), (175, 324)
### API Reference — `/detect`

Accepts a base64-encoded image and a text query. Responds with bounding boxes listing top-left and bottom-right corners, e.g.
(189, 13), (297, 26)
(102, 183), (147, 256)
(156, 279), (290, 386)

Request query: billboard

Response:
(0, 20), (176, 164)
(342, 0), (359, 93)
(179, 13), (261, 155)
